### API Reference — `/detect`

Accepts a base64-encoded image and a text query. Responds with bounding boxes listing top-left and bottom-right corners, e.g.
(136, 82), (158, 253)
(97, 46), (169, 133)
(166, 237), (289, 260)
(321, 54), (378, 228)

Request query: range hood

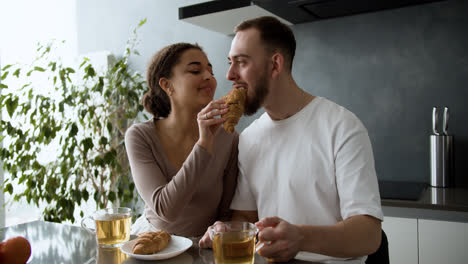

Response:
(179, 0), (445, 35)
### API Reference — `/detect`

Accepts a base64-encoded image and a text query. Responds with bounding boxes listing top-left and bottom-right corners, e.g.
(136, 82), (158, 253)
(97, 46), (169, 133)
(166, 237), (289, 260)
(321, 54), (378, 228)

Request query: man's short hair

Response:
(235, 16), (296, 71)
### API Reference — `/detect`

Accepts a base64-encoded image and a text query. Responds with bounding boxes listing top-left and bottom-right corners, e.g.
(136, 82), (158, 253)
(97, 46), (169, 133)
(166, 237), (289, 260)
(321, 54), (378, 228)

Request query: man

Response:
(200, 16), (383, 263)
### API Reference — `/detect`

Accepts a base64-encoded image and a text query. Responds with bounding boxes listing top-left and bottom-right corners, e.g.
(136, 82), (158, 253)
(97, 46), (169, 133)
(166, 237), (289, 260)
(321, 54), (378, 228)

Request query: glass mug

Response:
(209, 221), (257, 264)
(81, 207), (132, 248)
(97, 247), (128, 264)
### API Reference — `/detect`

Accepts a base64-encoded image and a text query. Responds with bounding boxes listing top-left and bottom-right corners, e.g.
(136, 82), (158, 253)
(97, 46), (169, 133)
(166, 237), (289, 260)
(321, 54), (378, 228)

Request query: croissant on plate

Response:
(221, 88), (247, 133)
(132, 230), (171, 255)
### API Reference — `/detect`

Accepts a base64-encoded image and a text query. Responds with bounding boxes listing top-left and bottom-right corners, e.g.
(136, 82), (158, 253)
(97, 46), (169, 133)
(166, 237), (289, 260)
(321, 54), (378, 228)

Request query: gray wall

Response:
(77, 0), (468, 186)
(292, 0), (468, 186)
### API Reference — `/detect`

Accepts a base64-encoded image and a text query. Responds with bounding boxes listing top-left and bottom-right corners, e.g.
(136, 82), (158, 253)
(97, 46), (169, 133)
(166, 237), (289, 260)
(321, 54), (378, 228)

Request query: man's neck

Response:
(264, 77), (314, 121)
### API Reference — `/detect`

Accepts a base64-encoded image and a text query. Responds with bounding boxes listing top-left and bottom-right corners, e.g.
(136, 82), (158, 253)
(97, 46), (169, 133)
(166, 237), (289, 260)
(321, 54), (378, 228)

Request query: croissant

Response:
(132, 230), (171, 255)
(221, 88), (247, 133)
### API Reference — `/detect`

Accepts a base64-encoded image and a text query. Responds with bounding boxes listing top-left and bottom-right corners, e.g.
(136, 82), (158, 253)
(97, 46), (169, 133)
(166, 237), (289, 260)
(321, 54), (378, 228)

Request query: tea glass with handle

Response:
(209, 221), (262, 264)
(81, 207), (132, 248)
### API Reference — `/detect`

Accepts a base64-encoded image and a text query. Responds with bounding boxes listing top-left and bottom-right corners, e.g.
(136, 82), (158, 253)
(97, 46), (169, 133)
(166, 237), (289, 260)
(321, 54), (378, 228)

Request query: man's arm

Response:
(298, 215), (381, 257)
(256, 215), (381, 262)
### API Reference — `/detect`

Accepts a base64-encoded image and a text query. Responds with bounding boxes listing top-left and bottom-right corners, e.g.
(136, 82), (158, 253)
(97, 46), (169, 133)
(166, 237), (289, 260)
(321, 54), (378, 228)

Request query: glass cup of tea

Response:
(81, 207), (132, 248)
(97, 247), (128, 263)
(209, 221), (257, 264)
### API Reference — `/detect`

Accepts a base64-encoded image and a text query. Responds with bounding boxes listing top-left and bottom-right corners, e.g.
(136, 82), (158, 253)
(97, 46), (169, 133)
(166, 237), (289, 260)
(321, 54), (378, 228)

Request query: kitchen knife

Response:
(442, 107), (449, 136)
(432, 107), (439, 136)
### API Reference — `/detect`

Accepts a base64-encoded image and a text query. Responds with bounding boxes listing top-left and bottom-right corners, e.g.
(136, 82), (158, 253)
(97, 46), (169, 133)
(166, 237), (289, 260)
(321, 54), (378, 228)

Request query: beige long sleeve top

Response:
(125, 119), (239, 237)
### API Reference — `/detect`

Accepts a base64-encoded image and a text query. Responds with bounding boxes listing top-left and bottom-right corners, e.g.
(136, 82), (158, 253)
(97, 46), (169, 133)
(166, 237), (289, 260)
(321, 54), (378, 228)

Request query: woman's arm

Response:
(125, 125), (212, 222)
(216, 133), (239, 221)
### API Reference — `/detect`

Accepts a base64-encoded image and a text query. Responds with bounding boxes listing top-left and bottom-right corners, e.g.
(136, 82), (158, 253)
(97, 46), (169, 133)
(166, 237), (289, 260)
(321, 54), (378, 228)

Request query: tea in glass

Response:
(210, 222), (257, 264)
(95, 213), (131, 246)
(82, 207), (132, 248)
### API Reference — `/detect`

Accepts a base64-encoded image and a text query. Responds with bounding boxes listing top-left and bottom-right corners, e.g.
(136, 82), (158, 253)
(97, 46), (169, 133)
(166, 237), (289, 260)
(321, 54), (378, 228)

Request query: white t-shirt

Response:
(231, 96), (383, 262)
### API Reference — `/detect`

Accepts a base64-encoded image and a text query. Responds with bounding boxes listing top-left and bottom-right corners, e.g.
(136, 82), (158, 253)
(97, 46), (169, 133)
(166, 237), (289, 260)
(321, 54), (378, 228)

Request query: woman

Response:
(125, 43), (239, 237)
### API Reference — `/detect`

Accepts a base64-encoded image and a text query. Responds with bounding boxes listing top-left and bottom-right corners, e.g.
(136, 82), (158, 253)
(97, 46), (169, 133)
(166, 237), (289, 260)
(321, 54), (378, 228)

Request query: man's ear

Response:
(271, 53), (284, 79)
(159, 78), (173, 96)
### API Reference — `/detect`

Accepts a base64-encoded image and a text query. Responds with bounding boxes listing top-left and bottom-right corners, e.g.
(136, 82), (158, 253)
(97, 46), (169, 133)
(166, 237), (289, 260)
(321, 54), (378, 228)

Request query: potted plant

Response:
(0, 19), (148, 223)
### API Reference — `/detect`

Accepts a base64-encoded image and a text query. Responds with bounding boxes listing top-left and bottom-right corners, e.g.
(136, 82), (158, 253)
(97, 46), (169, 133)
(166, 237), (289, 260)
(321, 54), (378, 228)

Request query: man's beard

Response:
(244, 66), (269, 116)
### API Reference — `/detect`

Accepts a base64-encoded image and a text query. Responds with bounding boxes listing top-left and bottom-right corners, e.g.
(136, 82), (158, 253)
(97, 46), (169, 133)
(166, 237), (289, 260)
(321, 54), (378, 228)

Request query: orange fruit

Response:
(0, 236), (31, 264)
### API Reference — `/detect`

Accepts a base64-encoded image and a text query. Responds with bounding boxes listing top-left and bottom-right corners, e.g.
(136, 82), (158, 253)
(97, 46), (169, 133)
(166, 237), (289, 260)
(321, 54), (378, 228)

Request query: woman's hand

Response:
(197, 99), (228, 152)
(198, 221), (227, 248)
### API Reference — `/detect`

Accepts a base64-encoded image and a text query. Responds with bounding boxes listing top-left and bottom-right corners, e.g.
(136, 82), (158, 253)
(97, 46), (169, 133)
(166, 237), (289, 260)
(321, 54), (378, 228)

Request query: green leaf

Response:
(27, 179), (36, 189)
(6, 97), (19, 118)
(93, 191), (99, 203)
(2, 64), (12, 71)
(96, 77), (104, 92)
(99, 136), (108, 145)
(108, 191), (116, 202)
(80, 109), (87, 119)
(81, 137), (94, 155)
(34, 66), (46, 72)
(66, 67), (75, 73)
(69, 122), (78, 137)
(74, 190), (82, 202)
(1, 71), (8, 80)
(106, 121), (113, 134)
(5, 183), (13, 194)
(103, 151), (114, 165)
(13, 68), (21, 77)
(94, 156), (104, 167)
(79, 59), (87, 68)
(85, 64), (95, 77)
(82, 190), (89, 201)
(138, 18), (147, 26)
(0, 83), (7, 89)
(43, 126), (52, 139)
(49, 62), (56, 71)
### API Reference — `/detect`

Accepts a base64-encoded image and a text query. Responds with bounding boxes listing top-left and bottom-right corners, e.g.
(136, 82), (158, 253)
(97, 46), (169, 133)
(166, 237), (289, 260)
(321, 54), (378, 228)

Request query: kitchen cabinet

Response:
(383, 216), (468, 264)
(382, 216), (418, 264)
(418, 219), (468, 264)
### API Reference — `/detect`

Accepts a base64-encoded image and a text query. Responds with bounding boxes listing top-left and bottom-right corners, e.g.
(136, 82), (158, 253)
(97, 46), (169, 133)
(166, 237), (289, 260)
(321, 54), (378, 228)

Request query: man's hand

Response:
(200, 211), (258, 248)
(255, 216), (304, 262)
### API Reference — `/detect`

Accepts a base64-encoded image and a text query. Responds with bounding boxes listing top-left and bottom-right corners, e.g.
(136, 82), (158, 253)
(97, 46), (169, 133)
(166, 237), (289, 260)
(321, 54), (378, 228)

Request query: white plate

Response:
(120, 235), (193, 260)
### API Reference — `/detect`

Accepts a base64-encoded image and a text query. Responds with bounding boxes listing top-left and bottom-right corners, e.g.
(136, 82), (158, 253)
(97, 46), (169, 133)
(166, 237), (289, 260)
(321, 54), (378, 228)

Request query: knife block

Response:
(430, 135), (453, 188)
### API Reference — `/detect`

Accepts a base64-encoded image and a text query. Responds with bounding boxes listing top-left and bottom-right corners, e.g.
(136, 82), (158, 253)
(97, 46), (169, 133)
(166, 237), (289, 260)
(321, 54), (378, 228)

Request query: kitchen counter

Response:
(381, 186), (468, 222)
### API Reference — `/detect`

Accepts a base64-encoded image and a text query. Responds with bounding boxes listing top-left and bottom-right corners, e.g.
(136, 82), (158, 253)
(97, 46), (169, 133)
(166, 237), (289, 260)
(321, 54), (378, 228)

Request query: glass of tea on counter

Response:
(81, 207), (132, 248)
(210, 221), (257, 264)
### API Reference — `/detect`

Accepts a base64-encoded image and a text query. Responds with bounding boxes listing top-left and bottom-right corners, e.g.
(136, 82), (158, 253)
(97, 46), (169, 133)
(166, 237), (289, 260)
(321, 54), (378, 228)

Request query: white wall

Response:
(0, 55), (3, 227)
(75, 0), (235, 102)
(0, 0), (78, 227)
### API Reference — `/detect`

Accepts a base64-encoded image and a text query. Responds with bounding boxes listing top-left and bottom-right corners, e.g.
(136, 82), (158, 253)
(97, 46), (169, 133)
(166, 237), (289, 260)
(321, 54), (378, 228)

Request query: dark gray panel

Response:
(291, 0), (468, 186)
